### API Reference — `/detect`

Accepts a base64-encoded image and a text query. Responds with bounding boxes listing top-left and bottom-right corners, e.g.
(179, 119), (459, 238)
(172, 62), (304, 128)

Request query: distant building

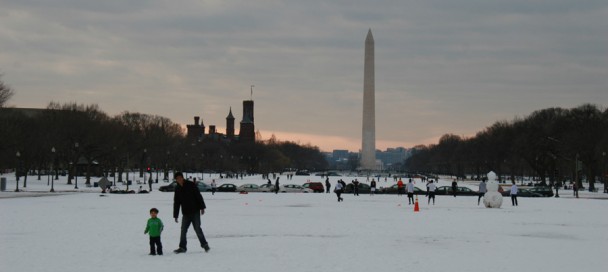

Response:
(239, 100), (255, 143)
(325, 147), (412, 171)
(186, 100), (255, 144)
(332, 150), (350, 161)
(376, 147), (411, 170)
(226, 107), (235, 139)
(186, 116), (205, 141)
(325, 150), (358, 170)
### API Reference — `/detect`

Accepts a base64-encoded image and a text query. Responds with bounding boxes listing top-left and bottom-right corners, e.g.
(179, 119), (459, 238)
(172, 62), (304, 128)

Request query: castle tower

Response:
(186, 116), (205, 141)
(239, 100), (255, 143)
(361, 29), (376, 170)
(226, 107), (235, 139)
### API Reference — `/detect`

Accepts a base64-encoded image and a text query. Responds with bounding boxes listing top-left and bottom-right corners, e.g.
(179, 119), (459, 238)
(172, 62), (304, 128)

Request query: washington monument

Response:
(361, 29), (376, 170)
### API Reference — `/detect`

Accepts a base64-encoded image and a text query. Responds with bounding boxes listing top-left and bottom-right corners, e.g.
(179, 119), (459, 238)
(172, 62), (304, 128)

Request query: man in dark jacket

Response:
(173, 172), (210, 253)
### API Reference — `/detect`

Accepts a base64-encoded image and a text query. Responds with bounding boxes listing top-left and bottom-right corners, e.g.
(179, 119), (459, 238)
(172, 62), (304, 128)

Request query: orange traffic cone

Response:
(414, 196), (420, 212)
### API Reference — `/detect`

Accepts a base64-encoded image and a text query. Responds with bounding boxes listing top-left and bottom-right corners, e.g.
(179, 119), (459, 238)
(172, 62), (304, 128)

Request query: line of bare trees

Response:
(0, 75), (14, 108)
(0, 102), (328, 189)
(405, 104), (608, 191)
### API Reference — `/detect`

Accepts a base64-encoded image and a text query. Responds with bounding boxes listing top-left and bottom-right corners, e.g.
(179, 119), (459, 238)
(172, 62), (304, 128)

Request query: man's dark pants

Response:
(179, 213), (208, 250)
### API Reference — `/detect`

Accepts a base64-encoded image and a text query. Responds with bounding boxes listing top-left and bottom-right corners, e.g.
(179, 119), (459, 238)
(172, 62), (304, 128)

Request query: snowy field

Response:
(1, 173), (607, 272)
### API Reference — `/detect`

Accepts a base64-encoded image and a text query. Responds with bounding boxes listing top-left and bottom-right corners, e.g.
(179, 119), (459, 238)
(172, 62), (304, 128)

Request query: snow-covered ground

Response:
(1, 173), (607, 272)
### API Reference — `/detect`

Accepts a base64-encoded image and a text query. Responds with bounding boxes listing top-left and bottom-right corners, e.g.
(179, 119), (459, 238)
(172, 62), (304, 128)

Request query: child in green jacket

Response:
(144, 208), (164, 255)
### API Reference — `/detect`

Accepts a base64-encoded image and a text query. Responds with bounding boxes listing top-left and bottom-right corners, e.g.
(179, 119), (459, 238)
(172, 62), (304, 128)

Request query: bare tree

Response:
(0, 75), (15, 107)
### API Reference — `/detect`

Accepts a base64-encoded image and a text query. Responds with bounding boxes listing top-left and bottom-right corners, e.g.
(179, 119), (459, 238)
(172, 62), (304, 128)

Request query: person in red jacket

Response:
(173, 172), (210, 253)
(397, 179), (404, 196)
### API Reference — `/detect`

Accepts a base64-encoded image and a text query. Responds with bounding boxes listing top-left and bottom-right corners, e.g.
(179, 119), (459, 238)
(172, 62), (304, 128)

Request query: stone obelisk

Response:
(361, 29), (376, 170)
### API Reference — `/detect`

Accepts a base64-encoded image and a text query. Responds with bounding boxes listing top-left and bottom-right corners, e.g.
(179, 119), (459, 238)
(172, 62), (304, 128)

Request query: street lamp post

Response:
(15, 151), (21, 192)
(184, 152), (189, 177)
(164, 150), (170, 181)
(142, 148), (147, 183)
(112, 146), (116, 186)
(603, 151), (606, 194)
(201, 153), (205, 181)
(74, 142), (79, 189)
(219, 155), (223, 176)
(50, 147), (56, 192)
(126, 153), (130, 191)
(47, 151), (51, 186)
(554, 168), (560, 198)
(574, 153), (580, 198)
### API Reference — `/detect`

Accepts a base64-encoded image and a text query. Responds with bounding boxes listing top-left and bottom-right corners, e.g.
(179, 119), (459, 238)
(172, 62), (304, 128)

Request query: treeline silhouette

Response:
(404, 104), (607, 191)
(0, 102), (328, 186)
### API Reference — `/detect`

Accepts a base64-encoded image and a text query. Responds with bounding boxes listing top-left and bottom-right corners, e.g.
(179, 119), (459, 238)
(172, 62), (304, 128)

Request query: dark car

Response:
(528, 186), (554, 197)
(435, 186), (477, 196)
(344, 183), (373, 194)
(158, 181), (211, 192)
(302, 182), (324, 193)
(217, 183), (237, 192)
(518, 188), (543, 197)
(381, 184), (425, 195)
(500, 187), (544, 197)
(295, 170), (310, 176)
(158, 182), (177, 192)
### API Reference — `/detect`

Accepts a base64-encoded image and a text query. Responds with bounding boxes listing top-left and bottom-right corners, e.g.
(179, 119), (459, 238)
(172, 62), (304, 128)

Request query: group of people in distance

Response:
(328, 176), (523, 207)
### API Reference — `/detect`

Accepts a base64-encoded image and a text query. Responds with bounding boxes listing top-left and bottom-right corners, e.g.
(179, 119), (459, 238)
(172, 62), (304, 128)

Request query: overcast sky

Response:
(1, 0), (607, 152)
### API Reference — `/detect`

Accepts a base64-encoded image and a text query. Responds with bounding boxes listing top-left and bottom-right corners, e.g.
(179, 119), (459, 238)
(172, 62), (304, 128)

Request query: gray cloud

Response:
(1, 0), (607, 151)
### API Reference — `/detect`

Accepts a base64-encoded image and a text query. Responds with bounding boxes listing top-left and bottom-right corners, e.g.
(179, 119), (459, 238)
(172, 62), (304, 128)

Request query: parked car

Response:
(518, 188), (544, 197)
(381, 184), (425, 195)
(435, 186), (477, 196)
(237, 183), (262, 192)
(217, 183), (237, 192)
(527, 186), (554, 197)
(500, 187), (543, 197)
(158, 181), (211, 192)
(295, 170), (310, 176)
(158, 182), (177, 192)
(259, 183), (276, 192)
(279, 184), (313, 193)
(195, 182), (212, 192)
(302, 182), (324, 193)
(344, 183), (372, 194)
(315, 172), (341, 177)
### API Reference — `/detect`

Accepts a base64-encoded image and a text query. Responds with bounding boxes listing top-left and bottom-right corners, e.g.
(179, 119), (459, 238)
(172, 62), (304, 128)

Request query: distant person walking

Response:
(406, 179), (415, 205)
(572, 182), (579, 198)
(397, 179), (404, 196)
(427, 180), (436, 205)
(478, 179), (487, 205)
(510, 181), (518, 206)
(338, 179), (347, 195)
(144, 208), (164, 255)
(210, 179), (217, 195)
(173, 172), (210, 254)
(352, 179), (360, 196)
(370, 179), (377, 196)
(334, 181), (344, 202)
(325, 178), (331, 193)
(275, 177), (280, 194)
(451, 179), (458, 197)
